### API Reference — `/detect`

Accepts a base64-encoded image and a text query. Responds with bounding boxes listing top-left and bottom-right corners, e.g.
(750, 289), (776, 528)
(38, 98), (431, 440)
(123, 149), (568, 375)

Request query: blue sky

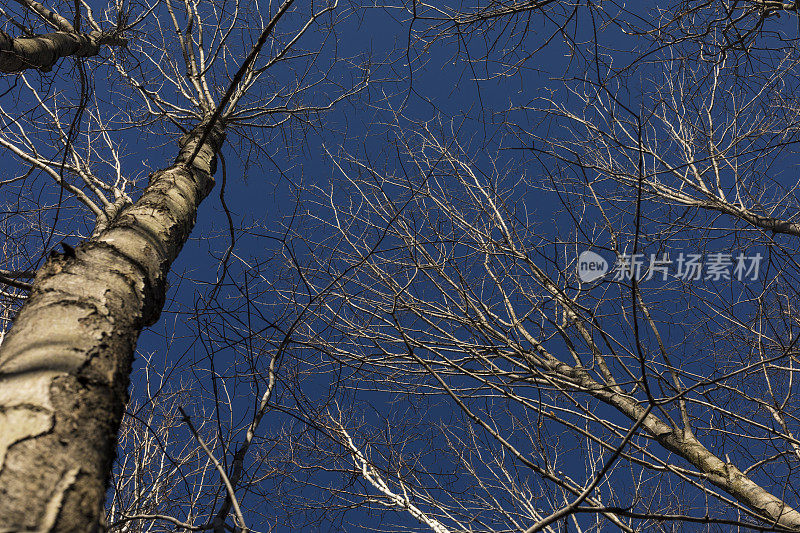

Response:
(4, 1), (800, 531)
(121, 4), (800, 531)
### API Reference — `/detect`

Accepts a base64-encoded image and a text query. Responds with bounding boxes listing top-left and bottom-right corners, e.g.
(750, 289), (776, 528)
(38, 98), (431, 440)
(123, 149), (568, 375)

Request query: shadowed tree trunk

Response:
(0, 121), (224, 531)
(0, 0), (343, 528)
(0, 29), (126, 72)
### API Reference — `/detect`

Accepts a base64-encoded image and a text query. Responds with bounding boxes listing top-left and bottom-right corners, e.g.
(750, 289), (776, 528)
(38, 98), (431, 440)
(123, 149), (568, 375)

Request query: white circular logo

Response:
(577, 250), (609, 282)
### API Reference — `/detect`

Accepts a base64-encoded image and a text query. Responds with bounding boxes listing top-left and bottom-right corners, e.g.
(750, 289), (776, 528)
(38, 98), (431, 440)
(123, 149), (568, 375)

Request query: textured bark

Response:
(0, 29), (125, 73)
(0, 122), (225, 531)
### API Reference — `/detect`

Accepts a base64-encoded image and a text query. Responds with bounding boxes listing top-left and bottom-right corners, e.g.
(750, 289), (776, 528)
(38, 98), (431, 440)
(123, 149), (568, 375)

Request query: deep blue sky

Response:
(128, 5), (580, 531)
(4, 1), (800, 531)
(125, 4), (800, 531)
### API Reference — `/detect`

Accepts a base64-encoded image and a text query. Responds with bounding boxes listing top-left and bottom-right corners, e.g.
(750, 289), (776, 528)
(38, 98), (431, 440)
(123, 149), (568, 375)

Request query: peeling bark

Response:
(0, 122), (225, 531)
(0, 29), (126, 73)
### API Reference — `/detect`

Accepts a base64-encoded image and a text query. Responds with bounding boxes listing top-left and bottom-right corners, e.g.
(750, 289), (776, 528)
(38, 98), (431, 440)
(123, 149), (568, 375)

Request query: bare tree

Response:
(0, 0), (131, 73)
(268, 2), (800, 523)
(274, 103), (800, 529)
(6, 0), (800, 531)
(99, 2), (800, 531)
(0, 0), (359, 528)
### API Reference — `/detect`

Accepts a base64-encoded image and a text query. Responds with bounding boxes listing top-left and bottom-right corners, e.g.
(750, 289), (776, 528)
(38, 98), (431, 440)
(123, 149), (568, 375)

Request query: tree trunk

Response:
(0, 30), (125, 73)
(0, 122), (225, 531)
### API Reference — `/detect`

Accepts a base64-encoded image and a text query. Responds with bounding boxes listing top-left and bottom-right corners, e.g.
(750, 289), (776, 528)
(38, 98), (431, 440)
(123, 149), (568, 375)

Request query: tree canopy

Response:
(3, 1), (800, 532)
